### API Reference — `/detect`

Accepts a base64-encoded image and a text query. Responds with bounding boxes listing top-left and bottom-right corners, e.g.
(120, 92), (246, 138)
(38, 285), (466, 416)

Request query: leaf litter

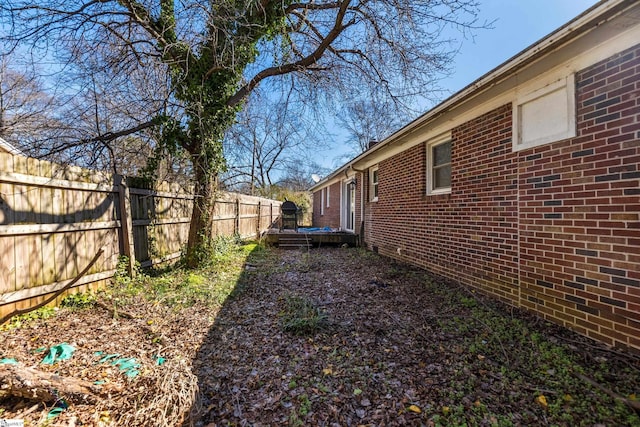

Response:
(1, 246), (639, 426)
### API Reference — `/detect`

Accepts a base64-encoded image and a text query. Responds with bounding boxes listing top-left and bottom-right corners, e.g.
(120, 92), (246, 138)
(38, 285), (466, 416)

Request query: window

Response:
(320, 188), (325, 215)
(427, 139), (452, 194)
(370, 166), (379, 202)
(513, 74), (576, 151)
(326, 185), (330, 207)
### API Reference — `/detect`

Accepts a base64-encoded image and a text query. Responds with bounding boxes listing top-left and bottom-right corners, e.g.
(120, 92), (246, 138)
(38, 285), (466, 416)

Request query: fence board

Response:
(0, 153), (281, 319)
(0, 221), (120, 236)
(0, 270), (115, 305)
(13, 155), (27, 174)
(0, 171), (115, 192)
(0, 234), (15, 293)
(64, 233), (81, 280)
(42, 234), (57, 285)
(29, 235), (44, 287)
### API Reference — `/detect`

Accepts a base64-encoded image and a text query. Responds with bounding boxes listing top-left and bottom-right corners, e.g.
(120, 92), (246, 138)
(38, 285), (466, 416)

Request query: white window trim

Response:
(343, 179), (356, 232)
(512, 73), (576, 151)
(339, 182), (343, 229)
(426, 137), (452, 195)
(370, 165), (379, 202)
(320, 188), (325, 215)
(326, 185), (330, 208)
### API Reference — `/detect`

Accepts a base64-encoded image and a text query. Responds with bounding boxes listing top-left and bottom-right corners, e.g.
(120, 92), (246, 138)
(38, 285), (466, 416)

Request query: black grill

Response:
(280, 201), (299, 230)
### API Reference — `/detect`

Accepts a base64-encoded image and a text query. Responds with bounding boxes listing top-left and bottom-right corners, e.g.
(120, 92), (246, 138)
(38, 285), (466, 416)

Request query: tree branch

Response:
(227, 0), (353, 107)
(77, 119), (157, 145)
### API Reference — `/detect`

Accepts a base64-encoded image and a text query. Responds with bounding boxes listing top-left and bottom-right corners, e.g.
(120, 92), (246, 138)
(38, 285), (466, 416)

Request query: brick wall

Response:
(364, 44), (640, 351)
(366, 104), (520, 306)
(518, 44), (640, 349)
(312, 182), (342, 228)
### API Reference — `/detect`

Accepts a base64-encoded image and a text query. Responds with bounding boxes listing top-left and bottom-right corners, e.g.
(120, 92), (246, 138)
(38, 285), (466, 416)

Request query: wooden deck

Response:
(263, 229), (358, 249)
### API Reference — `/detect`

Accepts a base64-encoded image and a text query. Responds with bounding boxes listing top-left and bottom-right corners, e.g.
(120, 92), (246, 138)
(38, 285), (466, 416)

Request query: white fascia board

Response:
(309, 165), (359, 192)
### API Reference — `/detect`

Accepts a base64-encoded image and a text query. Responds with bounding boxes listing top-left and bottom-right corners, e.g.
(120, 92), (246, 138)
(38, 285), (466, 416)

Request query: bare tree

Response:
(0, 45), (172, 176)
(59, 52), (176, 177)
(0, 54), (58, 146)
(1, 0), (485, 265)
(277, 160), (330, 193)
(337, 99), (409, 154)
(222, 91), (323, 195)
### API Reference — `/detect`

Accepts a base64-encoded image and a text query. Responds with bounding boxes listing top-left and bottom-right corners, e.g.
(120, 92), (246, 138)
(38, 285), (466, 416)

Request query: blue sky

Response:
(316, 0), (600, 170)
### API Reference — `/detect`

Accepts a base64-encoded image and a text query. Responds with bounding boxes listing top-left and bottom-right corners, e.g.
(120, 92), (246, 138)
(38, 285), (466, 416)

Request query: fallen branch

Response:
(574, 372), (640, 411)
(562, 336), (640, 367)
(0, 363), (122, 404)
(16, 403), (41, 419)
(0, 249), (104, 325)
(94, 300), (136, 320)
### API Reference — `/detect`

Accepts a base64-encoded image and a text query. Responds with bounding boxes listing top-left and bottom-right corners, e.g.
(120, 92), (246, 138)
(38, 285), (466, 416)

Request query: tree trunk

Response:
(185, 153), (218, 267)
(0, 364), (122, 403)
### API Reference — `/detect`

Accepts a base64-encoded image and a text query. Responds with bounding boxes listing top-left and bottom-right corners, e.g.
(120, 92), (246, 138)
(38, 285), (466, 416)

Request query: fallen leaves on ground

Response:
(1, 246), (639, 426)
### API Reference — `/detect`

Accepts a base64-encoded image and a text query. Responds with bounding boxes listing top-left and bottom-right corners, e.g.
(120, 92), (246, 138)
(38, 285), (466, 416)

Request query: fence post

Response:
(234, 197), (240, 236)
(116, 175), (136, 277)
(256, 201), (261, 239)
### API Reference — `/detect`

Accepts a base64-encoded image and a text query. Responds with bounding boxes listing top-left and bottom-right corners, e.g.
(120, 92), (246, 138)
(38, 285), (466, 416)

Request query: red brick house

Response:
(312, 180), (343, 229)
(310, 0), (640, 352)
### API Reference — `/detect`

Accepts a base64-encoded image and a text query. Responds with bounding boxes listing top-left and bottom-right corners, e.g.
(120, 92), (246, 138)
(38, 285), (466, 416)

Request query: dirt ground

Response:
(1, 246), (639, 426)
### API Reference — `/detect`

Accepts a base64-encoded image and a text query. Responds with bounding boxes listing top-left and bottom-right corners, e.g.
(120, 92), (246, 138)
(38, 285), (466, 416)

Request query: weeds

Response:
(105, 238), (261, 309)
(182, 234), (244, 267)
(112, 256), (143, 289)
(287, 393), (312, 426)
(2, 238), (254, 318)
(0, 306), (57, 330)
(430, 277), (640, 426)
(3, 238), (263, 329)
(61, 292), (97, 309)
(1, 288), (97, 331)
(279, 294), (329, 335)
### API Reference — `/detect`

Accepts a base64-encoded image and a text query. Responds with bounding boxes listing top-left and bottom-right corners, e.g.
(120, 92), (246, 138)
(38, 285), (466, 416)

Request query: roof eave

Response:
(0, 137), (25, 156)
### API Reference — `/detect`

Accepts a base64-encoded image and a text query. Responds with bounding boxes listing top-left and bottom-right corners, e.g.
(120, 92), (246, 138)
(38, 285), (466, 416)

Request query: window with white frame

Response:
(370, 166), (379, 202)
(326, 185), (330, 207)
(427, 138), (452, 194)
(320, 188), (325, 215)
(513, 74), (576, 151)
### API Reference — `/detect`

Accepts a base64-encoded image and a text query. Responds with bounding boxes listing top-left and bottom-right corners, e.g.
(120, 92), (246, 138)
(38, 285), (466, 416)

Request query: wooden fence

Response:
(0, 153), (281, 320)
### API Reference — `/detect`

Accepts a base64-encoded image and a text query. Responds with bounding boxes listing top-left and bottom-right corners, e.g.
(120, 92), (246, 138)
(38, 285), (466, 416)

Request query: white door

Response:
(345, 182), (355, 232)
